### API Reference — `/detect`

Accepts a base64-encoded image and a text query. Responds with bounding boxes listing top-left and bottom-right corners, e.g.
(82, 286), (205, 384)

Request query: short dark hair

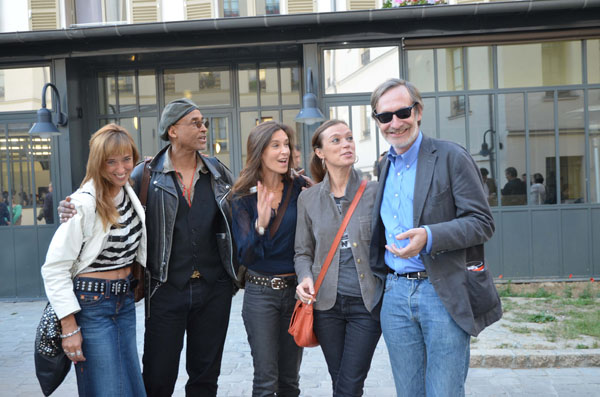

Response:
(533, 173), (544, 184)
(505, 167), (517, 178)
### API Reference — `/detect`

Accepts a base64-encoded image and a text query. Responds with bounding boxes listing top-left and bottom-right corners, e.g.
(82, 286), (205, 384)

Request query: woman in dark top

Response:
(231, 121), (307, 397)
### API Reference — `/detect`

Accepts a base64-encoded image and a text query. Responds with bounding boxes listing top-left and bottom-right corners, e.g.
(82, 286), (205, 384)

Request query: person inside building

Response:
(369, 78), (501, 396)
(294, 119), (381, 396)
(501, 166), (526, 205)
(231, 121), (308, 397)
(58, 98), (238, 397)
(42, 124), (147, 396)
(530, 172), (546, 205)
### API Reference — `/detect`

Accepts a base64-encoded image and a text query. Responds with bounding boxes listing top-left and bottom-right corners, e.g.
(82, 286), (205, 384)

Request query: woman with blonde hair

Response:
(41, 124), (147, 396)
(295, 119), (382, 396)
(231, 121), (309, 397)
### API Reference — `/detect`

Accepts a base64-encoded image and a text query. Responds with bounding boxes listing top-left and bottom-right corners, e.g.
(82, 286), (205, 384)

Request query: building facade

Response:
(1, 0), (599, 298)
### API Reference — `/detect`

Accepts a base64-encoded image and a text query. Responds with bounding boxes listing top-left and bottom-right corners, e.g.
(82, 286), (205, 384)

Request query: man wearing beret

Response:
(59, 98), (238, 396)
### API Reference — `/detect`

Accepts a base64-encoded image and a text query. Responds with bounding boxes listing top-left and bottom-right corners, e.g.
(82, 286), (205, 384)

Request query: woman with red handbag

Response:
(231, 121), (310, 397)
(294, 119), (382, 396)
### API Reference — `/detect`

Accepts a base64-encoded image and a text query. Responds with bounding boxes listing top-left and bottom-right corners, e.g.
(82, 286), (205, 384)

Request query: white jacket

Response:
(41, 180), (147, 320)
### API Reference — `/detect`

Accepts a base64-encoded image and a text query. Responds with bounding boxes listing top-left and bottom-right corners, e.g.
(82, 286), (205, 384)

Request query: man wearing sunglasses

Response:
(369, 79), (502, 396)
(58, 98), (238, 396)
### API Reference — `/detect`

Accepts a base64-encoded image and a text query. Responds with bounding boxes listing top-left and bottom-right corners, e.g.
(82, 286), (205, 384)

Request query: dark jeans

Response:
(142, 273), (233, 397)
(314, 294), (381, 397)
(242, 274), (303, 397)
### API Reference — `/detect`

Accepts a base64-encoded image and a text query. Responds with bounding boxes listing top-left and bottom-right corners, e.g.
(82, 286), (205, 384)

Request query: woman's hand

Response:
(296, 277), (316, 304)
(255, 181), (275, 231)
(57, 196), (77, 223)
(60, 314), (86, 363)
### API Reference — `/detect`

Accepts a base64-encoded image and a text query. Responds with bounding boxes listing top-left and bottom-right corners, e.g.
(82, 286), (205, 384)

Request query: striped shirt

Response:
(89, 188), (142, 271)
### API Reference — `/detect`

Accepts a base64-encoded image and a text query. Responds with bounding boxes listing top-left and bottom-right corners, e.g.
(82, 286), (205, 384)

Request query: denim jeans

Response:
(73, 276), (145, 397)
(313, 294), (381, 397)
(380, 274), (470, 397)
(242, 273), (303, 397)
(143, 273), (233, 397)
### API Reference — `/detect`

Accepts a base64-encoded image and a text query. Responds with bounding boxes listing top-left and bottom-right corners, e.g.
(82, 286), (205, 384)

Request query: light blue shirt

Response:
(380, 132), (432, 274)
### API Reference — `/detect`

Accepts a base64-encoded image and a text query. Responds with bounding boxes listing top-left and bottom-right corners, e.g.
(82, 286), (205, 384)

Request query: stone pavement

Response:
(1, 293), (599, 396)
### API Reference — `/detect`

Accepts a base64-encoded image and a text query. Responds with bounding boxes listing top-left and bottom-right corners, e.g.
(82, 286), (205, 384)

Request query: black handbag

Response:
(34, 303), (72, 396)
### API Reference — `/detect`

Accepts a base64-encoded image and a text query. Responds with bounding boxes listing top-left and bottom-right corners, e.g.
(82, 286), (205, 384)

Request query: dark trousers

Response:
(314, 294), (381, 397)
(242, 276), (303, 397)
(142, 273), (233, 397)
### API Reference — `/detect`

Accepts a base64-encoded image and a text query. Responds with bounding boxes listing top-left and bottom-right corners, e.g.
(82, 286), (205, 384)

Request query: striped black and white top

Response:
(89, 188), (142, 271)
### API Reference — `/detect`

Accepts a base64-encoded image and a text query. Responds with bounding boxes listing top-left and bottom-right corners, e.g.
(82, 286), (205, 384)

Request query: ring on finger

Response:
(76, 350), (82, 356)
(68, 352), (76, 357)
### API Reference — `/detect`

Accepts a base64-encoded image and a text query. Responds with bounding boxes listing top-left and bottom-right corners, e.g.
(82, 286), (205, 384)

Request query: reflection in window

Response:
(260, 65), (279, 106)
(407, 49), (434, 93)
(118, 71), (136, 111)
(528, 91), (555, 205)
(439, 96), (466, 147)
(498, 41), (582, 88)
(98, 72), (117, 114)
(0, 67), (51, 112)
(208, 117), (231, 168)
(265, 0), (280, 14)
(588, 40), (600, 84)
(437, 48), (463, 92)
(239, 65), (258, 107)
(223, 0), (240, 17)
(468, 95), (497, 206)
(281, 62), (300, 106)
(324, 47), (399, 94)
(467, 46), (493, 90)
(590, 89), (600, 203)
(73, 0), (127, 24)
(557, 89), (585, 204)
(1, 123), (53, 226)
(498, 93), (526, 206)
(164, 68), (231, 107)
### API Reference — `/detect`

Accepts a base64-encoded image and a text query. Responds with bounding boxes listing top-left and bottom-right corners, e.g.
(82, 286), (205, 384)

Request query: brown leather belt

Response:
(245, 273), (296, 290)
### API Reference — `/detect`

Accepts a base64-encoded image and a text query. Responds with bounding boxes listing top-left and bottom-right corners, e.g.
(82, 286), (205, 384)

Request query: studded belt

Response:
(245, 273), (296, 290)
(74, 275), (134, 295)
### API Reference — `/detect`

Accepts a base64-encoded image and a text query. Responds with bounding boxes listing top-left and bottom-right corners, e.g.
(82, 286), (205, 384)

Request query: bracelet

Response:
(60, 326), (81, 339)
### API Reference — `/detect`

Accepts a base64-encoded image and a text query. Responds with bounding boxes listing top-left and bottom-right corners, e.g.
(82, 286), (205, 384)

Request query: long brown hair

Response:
(232, 121), (295, 196)
(309, 119), (348, 183)
(81, 124), (140, 230)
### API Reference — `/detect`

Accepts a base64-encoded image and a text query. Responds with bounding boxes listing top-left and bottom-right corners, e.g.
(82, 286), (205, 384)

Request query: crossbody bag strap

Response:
(269, 179), (293, 238)
(138, 159), (152, 207)
(313, 180), (367, 294)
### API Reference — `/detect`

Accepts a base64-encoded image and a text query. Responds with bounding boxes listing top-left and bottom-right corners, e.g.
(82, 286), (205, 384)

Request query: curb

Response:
(470, 349), (600, 368)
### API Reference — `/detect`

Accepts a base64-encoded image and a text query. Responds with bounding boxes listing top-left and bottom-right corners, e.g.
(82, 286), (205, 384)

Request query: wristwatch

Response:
(255, 219), (265, 236)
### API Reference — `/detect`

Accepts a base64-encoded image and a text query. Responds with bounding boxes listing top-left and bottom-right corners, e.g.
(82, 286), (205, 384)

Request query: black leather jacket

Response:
(131, 145), (238, 288)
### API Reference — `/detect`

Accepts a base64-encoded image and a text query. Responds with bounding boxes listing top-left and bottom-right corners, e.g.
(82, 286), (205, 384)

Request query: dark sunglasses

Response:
(373, 103), (418, 124)
(176, 119), (210, 129)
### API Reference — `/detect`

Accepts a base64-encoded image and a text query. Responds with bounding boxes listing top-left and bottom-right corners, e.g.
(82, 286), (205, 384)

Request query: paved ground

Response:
(2, 293), (600, 396)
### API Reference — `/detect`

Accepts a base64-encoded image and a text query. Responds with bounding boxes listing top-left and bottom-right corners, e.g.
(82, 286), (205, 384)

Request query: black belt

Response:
(245, 273), (296, 290)
(387, 268), (428, 280)
(74, 275), (134, 295)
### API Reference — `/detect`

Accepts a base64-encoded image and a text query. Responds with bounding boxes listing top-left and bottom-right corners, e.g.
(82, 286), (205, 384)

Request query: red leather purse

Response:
(288, 180), (367, 347)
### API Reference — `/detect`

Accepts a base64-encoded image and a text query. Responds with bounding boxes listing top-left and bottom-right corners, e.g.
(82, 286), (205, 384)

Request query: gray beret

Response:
(159, 98), (200, 141)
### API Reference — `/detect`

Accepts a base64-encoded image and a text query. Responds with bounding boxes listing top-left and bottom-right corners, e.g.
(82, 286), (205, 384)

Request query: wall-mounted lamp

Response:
(479, 129), (502, 157)
(29, 83), (68, 139)
(295, 67), (325, 125)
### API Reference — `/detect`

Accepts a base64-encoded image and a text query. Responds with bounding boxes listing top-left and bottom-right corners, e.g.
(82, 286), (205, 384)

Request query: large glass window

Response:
(468, 94), (497, 206)
(467, 46), (493, 90)
(498, 93), (527, 206)
(587, 39), (600, 84)
(439, 96), (466, 147)
(438, 48), (464, 92)
(557, 89), (585, 204)
(73, 0), (127, 24)
(407, 49), (434, 92)
(590, 89), (600, 203)
(0, 123), (53, 226)
(0, 67), (52, 112)
(164, 68), (231, 107)
(527, 91), (556, 205)
(498, 41), (582, 88)
(324, 47), (399, 94)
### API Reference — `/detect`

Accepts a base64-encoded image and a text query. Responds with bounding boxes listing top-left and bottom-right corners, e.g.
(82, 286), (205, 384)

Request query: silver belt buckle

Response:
(406, 273), (417, 280)
(270, 277), (283, 290)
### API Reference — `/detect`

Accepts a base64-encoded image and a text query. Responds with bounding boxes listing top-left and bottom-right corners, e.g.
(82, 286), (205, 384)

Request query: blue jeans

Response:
(74, 276), (145, 397)
(314, 294), (381, 397)
(380, 274), (470, 397)
(242, 274), (303, 397)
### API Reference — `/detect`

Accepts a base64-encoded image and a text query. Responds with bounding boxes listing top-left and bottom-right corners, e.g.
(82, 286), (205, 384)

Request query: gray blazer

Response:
(295, 168), (382, 312)
(369, 135), (502, 336)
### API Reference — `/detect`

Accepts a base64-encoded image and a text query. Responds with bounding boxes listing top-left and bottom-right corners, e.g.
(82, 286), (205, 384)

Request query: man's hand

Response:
(385, 227), (427, 259)
(57, 196), (77, 223)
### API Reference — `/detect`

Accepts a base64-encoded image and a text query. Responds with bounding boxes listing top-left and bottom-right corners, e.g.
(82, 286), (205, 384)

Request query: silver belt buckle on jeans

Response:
(270, 277), (283, 290)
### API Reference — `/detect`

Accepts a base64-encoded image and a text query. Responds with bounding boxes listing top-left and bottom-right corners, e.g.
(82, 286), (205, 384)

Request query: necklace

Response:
(174, 157), (197, 207)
